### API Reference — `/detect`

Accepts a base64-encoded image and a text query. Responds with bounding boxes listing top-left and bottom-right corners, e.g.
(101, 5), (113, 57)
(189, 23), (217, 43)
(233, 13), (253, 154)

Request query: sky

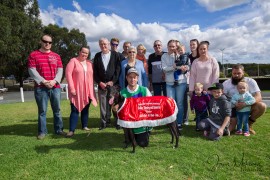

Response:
(37, 0), (270, 64)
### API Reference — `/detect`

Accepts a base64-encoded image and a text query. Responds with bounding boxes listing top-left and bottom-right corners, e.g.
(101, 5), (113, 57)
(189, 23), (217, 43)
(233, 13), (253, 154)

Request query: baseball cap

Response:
(208, 83), (223, 90)
(127, 68), (139, 76)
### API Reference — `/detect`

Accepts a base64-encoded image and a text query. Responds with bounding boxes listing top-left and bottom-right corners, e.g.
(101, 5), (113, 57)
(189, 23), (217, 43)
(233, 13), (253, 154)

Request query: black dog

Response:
(108, 85), (180, 153)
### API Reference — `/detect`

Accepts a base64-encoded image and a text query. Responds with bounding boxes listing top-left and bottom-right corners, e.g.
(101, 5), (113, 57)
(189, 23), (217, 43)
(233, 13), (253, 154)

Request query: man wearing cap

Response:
(223, 64), (267, 134)
(198, 83), (231, 141)
(120, 68), (152, 147)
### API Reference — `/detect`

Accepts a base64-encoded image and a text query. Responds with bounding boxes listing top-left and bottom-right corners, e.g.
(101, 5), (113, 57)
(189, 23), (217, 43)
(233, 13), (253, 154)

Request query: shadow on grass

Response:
(34, 131), (126, 154)
(0, 117), (104, 137)
(0, 116), (128, 153)
(181, 124), (205, 139)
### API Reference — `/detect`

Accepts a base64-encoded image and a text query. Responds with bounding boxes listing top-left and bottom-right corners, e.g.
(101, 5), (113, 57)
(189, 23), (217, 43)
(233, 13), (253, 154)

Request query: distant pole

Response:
(220, 48), (225, 77)
(226, 60), (229, 76)
(65, 84), (69, 100)
(20, 87), (25, 102)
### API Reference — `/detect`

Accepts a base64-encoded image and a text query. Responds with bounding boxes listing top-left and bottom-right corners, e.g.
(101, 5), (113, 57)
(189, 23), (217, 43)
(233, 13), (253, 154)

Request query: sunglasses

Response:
(154, 44), (161, 47)
(128, 51), (136, 54)
(111, 43), (119, 46)
(42, 39), (52, 44)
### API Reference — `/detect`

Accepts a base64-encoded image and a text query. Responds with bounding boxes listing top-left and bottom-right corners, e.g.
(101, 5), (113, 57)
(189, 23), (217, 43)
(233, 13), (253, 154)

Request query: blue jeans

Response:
(236, 111), (250, 133)
(69, 102), (90, 132)
(34, 87), (63, 135)
(152, 82), (167, 96)
(166, 83), (187, 125)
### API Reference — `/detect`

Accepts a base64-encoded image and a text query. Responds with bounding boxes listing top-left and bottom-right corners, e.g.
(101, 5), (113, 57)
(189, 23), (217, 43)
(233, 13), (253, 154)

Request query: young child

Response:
(231, 80), (256, 137)
(198, 83), (231, 141)
(190, 83), (211, 131)
(174, 43), (189, 85)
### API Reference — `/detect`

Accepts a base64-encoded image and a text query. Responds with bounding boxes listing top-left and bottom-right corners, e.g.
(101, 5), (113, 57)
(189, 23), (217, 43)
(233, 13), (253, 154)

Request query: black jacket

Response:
(93, 51), (121, 88)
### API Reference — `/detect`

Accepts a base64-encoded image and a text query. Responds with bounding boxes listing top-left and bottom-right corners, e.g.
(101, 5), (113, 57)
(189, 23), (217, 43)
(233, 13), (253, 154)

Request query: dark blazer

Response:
(93, 51), (121, 88)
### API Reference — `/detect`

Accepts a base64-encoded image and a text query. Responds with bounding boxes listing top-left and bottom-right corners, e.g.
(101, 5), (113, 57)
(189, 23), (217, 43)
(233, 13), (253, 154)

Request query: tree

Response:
(43, 24), (88, 78)
(0, 0), (43, 87)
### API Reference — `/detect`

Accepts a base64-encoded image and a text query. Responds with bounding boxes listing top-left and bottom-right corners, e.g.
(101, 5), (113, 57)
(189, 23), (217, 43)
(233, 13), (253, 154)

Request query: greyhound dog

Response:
(107, 85), (180, 153)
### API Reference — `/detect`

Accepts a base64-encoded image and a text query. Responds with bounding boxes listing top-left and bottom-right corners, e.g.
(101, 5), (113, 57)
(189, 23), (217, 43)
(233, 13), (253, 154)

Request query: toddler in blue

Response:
(174, 44), (189, 86)
(231, 80), (255, 137)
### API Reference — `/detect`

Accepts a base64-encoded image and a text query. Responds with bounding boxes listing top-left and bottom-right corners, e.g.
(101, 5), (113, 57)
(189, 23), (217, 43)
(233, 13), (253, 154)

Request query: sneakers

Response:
(37, 134), (45, 140)
(37, 131), (66, 139)
(235, 130), (243, 135)
(83, 127), (90, 131)
(66, 131), (74, 138)
(235, 130), (251, 137)
(183, 120), (189, 126)
(57, 131), (67, 136)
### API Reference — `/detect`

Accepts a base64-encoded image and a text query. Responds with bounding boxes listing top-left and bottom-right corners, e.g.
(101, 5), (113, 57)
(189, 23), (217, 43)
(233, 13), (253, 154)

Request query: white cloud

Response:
(196, 0), (251, 12)
(39, 0), (270, 63)
(39, 5), (57, 25)
(72, 0), (82, 12)
(160, 23), (188, 30)
(210, 9), (260, 28)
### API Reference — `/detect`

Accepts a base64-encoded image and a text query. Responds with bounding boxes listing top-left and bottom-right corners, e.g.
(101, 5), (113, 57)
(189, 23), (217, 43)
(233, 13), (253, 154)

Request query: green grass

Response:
(0, 100), (269, 179)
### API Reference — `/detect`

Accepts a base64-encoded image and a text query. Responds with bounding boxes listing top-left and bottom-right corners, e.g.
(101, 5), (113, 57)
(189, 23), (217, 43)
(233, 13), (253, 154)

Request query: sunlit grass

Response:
(0, 100), (269, 179)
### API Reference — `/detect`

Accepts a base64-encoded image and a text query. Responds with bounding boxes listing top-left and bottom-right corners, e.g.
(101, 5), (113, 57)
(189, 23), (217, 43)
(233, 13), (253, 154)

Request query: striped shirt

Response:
(28, 50), (62, 88)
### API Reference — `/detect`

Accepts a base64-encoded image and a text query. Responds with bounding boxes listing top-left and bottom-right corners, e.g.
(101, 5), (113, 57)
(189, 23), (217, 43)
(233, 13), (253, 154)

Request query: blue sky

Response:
(38, 0), (270, 63)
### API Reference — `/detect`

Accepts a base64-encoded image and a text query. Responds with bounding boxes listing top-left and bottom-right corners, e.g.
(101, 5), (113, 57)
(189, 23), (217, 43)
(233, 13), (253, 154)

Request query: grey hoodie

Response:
(209, 94), (231, 126)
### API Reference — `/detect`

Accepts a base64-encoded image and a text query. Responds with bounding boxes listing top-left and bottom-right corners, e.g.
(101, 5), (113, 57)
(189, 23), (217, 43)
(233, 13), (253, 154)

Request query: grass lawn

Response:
(0, 100), (269, 179)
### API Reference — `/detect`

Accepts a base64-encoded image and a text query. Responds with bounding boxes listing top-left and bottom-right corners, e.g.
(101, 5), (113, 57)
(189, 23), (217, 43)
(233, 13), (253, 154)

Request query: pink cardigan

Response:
(189, 57), (220, 92)
(65, 58), (97, 112)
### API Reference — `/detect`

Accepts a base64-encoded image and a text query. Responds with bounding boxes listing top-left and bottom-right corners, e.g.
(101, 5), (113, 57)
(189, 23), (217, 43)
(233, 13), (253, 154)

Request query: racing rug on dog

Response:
(117, 96), (178, 128)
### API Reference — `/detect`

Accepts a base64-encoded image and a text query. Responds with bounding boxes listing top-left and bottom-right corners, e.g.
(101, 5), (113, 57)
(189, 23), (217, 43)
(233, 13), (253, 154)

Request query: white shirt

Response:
(80, 60), (87, 76)
(102, 51), (111, 71)
(223, 77), (260, 98)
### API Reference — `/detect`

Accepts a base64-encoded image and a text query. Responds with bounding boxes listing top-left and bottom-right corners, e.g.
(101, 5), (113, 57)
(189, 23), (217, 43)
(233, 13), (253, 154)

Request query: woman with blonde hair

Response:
(119, 46), (148, 90)
(136, 44), (148, 74)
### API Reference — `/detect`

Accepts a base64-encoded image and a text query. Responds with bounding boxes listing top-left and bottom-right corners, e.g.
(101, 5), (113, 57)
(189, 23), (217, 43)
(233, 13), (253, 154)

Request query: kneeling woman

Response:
(65, 47), (97, 137)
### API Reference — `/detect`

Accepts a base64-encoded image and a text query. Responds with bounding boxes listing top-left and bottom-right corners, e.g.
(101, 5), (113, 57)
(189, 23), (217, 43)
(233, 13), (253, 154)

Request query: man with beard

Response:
(223, 64), (267, 134)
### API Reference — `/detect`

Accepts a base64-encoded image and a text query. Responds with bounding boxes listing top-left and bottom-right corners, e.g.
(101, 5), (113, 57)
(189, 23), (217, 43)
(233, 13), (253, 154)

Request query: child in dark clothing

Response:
(190, 83), (210, 131)
(198, 83), (231, 141)
(174, 44), (189, 86)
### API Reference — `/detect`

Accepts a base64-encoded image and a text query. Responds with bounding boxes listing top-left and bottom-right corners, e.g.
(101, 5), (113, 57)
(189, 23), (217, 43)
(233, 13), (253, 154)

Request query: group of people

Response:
(28, 34), (267, 141)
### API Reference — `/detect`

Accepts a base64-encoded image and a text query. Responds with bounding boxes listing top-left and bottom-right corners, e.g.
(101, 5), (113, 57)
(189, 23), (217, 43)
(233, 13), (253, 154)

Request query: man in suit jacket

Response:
(93, 38), (121, 130)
